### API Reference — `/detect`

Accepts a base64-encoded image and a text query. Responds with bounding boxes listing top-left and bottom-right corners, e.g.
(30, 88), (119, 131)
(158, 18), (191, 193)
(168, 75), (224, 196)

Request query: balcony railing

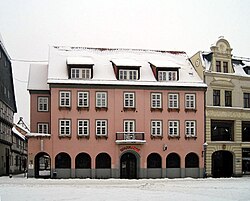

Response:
(115, 132), (146, 144)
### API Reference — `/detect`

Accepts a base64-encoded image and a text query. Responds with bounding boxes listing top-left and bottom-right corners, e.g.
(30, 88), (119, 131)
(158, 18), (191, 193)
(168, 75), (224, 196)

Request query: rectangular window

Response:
(242, 122), (250, 142)
(78, 120), (89, 136)
(71, 68), (91, 79)
(151, 120), (162, 136)
(158, 71), (177, 81)
(185, 94), (196, 109)
(216, 61), (221, 72)
(211, 120), (234, 141)
(213, 90), (220, 106)
(60, 91), (71, 107)
(223, 62), (228, 73)
(38, 97), (49, 111)
(78, 91), (89, 107)
(225, 91), (232, 107)
(244, 93), (250, 108)
(96, 120), (107, 136)
(96, 92), (107, 108)
(37, 123), (48, 134)
(168, 93), (179, 109)
(124, 120), (135, 132)
(59, 120), (71, 136)
(168, 121), (179, 137)
(151, 93), (162, 109)
(124, 92), (135, 108)
(185, 121), (196, 137)
(119, 69), (138, 80)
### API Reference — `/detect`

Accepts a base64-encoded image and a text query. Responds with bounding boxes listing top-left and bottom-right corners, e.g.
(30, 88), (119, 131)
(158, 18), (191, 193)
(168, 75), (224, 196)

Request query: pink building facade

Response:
(27, 47), (206, 179)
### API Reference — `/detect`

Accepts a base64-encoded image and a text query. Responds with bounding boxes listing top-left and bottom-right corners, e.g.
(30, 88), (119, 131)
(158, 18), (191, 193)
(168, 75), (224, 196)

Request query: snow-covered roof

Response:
(66, 57), (94, 65)
(0, 34), (11, 60)
(12, 127), (26, 140)
(200, 51), (250, 77)
(28, 64), (49, 90)
(26, 133), (51, 137)
(148, 60), (180, 68)
(111, 58), (141, 67)
(39, 46), (206, 88)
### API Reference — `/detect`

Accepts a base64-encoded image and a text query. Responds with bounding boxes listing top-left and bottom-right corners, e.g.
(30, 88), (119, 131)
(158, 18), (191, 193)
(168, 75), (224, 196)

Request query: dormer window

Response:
(111, 59), (141, 81)
(243, 66), (250, 75)
(149, 60), (180, 81)
(71, 68), (91, 79)
(67, 57), (94, 79)
(158, 71), (177, 81)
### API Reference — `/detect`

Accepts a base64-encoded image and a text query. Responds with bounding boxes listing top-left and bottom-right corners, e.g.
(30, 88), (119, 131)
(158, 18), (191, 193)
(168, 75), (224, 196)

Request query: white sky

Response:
(0, 0), (250, 125)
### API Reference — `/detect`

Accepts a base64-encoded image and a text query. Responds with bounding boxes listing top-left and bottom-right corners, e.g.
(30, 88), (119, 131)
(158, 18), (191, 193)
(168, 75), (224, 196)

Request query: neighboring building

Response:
(11, 121), (28, 174)
(190, 37), (250, 177)
(27, 46), (206, 179)
(0, 35), (17, 176)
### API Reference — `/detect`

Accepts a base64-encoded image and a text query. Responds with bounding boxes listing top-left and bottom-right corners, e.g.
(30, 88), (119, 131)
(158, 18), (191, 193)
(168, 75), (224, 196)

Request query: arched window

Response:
(75, 153), (91, 169)
(55, 152), (71, 168)
(96, 153), (111, 169)
(166, 153), (180, 168)
(147, 153), (162, 168)
(185, 152), (199, 168)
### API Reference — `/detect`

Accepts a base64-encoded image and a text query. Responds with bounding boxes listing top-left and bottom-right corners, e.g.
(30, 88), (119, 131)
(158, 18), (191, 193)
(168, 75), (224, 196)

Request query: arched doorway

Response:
(212, 150), (233, 178)
(95, 153), (111, 179)
(55, 152), (71, 178)
(75, 152), (91, 178)
(147, 153), (162, 178)
(34, 152), (51, 178)
(120, 152), (137, 179)
(166, 152), (181, 178)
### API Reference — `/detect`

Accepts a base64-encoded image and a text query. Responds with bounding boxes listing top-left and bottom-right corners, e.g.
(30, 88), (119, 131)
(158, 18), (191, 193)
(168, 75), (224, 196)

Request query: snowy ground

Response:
(0, 175), (250, 201)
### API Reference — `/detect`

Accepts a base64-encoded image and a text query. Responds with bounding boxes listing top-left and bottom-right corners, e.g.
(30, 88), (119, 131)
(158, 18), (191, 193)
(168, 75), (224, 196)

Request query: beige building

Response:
(191, 37), (250, 177)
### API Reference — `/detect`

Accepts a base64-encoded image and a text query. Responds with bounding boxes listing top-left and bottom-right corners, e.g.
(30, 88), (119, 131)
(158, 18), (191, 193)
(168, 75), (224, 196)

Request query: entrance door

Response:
(120, 153), (137, 179)
(212, 151), (233, 177)
(5, 148), (10, 175)
(35, 153), (51, 178)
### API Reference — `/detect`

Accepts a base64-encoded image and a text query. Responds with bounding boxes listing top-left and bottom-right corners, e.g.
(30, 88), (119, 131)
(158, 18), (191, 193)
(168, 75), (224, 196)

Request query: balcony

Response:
(115, 132), (146, 144)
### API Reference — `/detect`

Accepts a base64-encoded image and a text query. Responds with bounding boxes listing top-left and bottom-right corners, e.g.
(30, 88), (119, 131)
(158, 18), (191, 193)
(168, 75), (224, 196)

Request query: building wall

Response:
(28, 85), (205, 178)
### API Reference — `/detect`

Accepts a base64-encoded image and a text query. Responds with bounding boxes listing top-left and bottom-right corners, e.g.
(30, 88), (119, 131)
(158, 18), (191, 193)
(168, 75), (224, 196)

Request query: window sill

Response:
(77, 107), (89, 111)
(123, 107), (136, 112)
(95, 135), (108, 140)
(150, 135), (163, 139)
(185, 108), (197, 112)
(168, 108), (180, 112)
(59, 135), (71, 139)
(150, 108), (163, 112)
(168, 136), (180, 140)
(185, 136), (197, 140)
(59, 106), (71, 111)
(77, 135), (90, 139)
(95, 107), (108, 111)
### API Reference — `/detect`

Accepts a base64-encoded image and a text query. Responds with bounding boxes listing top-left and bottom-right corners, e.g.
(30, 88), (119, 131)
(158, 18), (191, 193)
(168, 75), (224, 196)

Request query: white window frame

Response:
(168, 120), (179, 137)
(71, 68), (91, 79)
(168, 93), (179, 109)
(37, 123), (49, 134)
(78, 91), (89, 107)
(124, 120), (135, 133)
(96, 92), (107, 108)
(59, 91), (71, 107)
(185, 120), (196, 137)
(151, 120), (162, 136)
(185, 94), (196, 109)
(119, 69), (138, 80)
(38, 97), (49, 111)
(158, 71), (177, 81)
(124, 92), (135, 108)
(151, 93), (162, 109)
(78, 120), (89, 136)
(96, 120), (107, 136)
(59, 119), (71, 136)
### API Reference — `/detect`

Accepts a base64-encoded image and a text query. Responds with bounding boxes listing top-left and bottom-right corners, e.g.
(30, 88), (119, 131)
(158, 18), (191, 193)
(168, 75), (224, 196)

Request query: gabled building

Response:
(27, 46), (206, 179)
(190, 37), (250, 177)
(0, 35), (17, 176)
